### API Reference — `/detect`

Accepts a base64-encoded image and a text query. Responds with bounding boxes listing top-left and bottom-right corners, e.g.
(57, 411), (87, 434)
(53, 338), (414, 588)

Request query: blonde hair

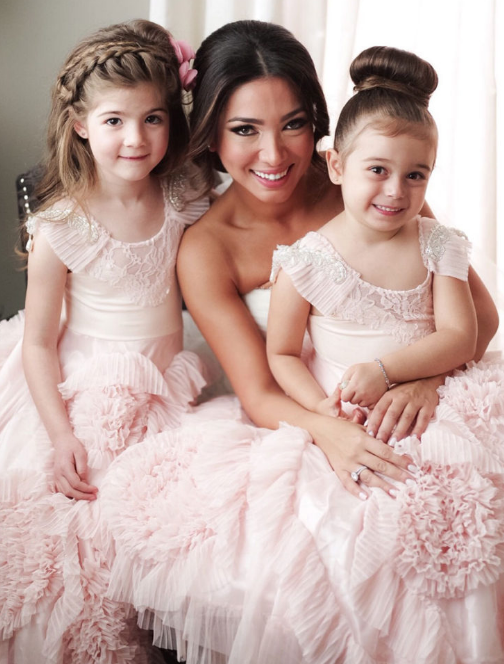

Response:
(36, 19), (188, 211)
(334, 46), (438, 162)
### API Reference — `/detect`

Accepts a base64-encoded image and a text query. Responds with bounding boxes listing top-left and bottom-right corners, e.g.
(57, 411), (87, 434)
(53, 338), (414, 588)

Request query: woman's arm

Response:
(177, 227), (416, 499)
(22, 232), (97, 500)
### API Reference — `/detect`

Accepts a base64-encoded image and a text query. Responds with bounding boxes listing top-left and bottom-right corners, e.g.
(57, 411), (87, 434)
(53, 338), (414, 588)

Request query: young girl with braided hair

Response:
(0, 19), (206, 663)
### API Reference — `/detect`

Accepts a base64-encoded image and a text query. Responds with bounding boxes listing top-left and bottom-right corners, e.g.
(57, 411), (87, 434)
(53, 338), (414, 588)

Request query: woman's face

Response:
(214, 77), (314, 205)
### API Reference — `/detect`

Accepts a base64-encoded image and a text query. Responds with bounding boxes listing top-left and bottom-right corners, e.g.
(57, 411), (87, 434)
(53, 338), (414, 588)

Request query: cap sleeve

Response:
(419, 217), (471, 281)
(165, 172), (210, 228)
(270, 232), (357, 315)
(25, 209), (108, 273)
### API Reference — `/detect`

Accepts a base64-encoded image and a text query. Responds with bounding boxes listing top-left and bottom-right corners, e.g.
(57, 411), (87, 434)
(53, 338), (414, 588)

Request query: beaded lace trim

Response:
(24, 181), (191, 307)
(273, 232), (436, 346)
(272, 241), (348, 285)
(26, 209), (99, 251)
(424, 224), (468, 261)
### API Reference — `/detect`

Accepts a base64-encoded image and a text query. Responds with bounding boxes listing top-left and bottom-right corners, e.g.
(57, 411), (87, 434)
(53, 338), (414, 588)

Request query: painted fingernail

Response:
(389, 489), (399, 498)
(359, 492), (368, 501)
(368, 430), (375, 437)
(408, 464), (420, 474)
(389, 437), (397, 447)
(405, 478), (416, 487)
(340, 380), (349, 389)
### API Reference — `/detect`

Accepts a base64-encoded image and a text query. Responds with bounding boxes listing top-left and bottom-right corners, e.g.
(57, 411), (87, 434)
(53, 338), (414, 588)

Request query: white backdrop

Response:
(151, 0), (503, 297)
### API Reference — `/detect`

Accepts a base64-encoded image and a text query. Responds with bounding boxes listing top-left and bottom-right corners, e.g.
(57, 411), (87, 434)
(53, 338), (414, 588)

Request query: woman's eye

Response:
(146, 115), (162, 124)
(284, 117), (308, 131)
(370, 166), (385, 175)
(105, 117), (121, 126)
(231, 125), (256, 136)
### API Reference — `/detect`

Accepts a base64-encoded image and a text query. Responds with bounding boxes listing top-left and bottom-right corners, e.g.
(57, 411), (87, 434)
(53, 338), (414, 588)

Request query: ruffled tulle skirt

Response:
(101, 353), (504, 664)
(0, 312), (206, 664)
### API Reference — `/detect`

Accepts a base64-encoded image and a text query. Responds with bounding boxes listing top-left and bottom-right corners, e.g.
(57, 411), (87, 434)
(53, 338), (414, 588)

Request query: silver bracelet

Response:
(374, 358), (391, 390)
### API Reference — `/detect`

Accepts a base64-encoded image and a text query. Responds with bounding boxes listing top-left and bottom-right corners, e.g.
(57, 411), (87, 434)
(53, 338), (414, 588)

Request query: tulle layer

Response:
(102, 356), (504, 664)
(0, 316), (206, 663)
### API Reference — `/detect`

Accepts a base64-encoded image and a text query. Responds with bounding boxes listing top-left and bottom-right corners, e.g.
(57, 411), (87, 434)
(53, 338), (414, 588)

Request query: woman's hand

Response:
(53, 435), (98, 501)
(366, 375), (443, 443)
(312, 415), (417, 500)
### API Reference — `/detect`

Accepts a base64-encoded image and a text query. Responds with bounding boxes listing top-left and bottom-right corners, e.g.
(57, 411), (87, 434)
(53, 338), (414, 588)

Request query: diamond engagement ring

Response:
(350, 465), (368, 482)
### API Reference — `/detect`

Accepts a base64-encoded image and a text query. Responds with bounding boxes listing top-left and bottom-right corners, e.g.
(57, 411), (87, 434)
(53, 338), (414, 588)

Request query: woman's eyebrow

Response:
(226, 107), (306, 125)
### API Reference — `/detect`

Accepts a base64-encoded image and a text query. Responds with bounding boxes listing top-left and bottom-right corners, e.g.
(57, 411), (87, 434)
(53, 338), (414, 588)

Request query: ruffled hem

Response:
(101, 357), (504, 664)
(59, 349), (205, 469)
(0, 346), (205, 661)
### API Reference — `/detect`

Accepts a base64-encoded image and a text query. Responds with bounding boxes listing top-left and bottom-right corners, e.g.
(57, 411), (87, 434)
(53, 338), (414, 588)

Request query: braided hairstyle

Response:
(334, 46), (439, 161)
(36, 19), (187, 210)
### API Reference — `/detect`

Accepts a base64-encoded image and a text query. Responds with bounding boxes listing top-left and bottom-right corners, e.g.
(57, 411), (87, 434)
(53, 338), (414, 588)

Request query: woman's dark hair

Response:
(189, 20), (330, 188)
(334, 45), (439, 160)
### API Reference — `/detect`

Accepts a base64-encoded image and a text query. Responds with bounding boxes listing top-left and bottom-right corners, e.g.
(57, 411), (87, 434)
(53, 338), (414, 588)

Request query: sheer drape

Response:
(151, 0), (502, 291)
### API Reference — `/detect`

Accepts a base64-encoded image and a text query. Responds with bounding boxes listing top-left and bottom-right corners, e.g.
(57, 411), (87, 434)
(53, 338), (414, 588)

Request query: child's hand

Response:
(315, 390), (343, 418)
(52, 435), (98, 501)
(315, 387), (367, 424)
(339, 362), (389, 408)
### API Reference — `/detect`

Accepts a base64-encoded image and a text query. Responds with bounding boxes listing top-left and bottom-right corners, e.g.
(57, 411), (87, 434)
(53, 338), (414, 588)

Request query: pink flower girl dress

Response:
(0, 180), (208, 663)
(102, 217), (504, 664)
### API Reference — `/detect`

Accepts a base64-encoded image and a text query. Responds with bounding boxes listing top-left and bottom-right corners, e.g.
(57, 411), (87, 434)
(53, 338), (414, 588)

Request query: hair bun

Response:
(350, 46), (438, 107)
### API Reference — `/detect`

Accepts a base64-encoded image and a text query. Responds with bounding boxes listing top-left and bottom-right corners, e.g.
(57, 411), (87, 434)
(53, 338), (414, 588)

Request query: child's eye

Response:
(105, 117), (121, 126)
(284, 117), (308, 131)
(407, 171), (426, 180)
(146, 115), (162, 124)
(230, 125), (257, 137)
(370, 166), (386, 175)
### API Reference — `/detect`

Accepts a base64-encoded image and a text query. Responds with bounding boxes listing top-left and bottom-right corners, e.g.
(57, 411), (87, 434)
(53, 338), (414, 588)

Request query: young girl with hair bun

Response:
(0, 19), (206, 663)
(101, 29), (504, 664)
(269, 45), (477, 423)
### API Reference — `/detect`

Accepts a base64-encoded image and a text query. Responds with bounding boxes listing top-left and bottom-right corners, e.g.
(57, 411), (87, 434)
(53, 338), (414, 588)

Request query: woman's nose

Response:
(260, 132), (284, 165)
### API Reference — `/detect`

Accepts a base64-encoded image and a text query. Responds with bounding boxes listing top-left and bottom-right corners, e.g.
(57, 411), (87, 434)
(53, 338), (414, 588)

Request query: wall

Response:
(0, 0), (149, 319)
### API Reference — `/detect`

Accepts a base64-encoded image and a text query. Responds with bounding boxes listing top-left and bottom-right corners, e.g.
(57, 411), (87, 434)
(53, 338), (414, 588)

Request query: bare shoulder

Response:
(177, 196), (237, 291)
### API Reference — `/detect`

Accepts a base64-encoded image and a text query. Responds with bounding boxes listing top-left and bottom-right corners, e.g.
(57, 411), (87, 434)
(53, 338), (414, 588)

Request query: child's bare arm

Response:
(340, 274), (477, 408)
(22, 231), (97, 500)
(267, 269), (332, 414)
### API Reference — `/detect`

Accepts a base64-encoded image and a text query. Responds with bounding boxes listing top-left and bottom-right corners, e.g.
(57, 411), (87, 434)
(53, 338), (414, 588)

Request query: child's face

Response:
(214, 76), (314, 205)
(74, 82), (170, 186)
(327, 124), (437, 237)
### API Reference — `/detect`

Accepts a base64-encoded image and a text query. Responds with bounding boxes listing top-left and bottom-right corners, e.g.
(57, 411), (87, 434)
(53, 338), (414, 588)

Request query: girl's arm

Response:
(22, 232), (97, 501)
(366, 265), (499, 441)
(177, 228), (416, 500)
(266, 269), (340, 416)
(340, 274), (477, 407)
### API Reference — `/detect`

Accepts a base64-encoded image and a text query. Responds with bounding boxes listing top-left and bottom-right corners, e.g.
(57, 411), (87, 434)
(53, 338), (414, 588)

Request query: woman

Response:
(179, 19), (497, 495)
(102, 20), (503, 664)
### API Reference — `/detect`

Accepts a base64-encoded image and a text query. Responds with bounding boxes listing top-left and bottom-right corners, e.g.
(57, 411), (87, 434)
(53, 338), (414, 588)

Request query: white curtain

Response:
(152, 0), (503, 295)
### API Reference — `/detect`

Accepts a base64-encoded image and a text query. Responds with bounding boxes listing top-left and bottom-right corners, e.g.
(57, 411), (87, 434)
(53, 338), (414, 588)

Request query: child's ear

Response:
(74, 121), (88, 139)
(326, 148), (343, 185)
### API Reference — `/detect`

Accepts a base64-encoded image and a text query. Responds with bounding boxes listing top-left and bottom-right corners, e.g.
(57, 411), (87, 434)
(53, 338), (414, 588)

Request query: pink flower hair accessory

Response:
(170, 37), (197, 91)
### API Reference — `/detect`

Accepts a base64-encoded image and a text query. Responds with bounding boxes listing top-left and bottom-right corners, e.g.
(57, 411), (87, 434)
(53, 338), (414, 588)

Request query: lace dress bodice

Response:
(26, 181), (208, 340)
(271, 216), (470, 348)
(271, 217), (471, 393)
